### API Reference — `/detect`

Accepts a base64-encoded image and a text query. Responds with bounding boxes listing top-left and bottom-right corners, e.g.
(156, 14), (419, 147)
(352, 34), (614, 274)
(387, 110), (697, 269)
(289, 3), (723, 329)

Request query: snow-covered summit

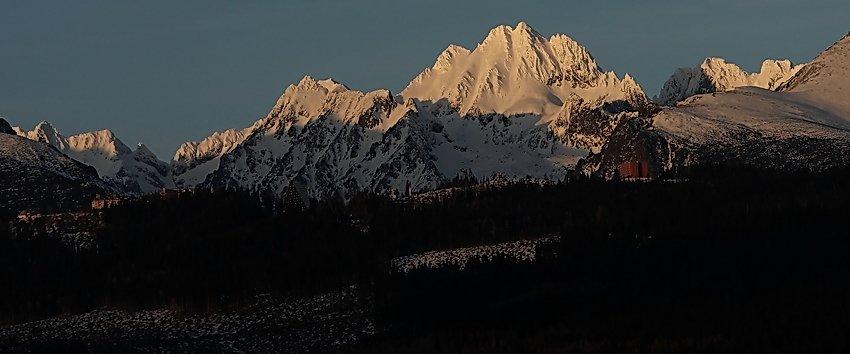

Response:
(654, 58), (803, 105)
(401, 22), (644, 117)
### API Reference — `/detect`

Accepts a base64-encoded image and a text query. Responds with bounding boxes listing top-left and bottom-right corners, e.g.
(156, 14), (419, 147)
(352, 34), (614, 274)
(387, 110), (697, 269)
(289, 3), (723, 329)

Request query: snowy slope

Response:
(15, 122), (173, 194)
(652, 87), (850, 170)
(780, 32), (850, 121)
(654, 58), (804, 105)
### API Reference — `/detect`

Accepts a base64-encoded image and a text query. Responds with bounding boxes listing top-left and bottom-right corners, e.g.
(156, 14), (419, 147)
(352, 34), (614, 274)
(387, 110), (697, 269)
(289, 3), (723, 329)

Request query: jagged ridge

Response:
(654, 58), (804, 106)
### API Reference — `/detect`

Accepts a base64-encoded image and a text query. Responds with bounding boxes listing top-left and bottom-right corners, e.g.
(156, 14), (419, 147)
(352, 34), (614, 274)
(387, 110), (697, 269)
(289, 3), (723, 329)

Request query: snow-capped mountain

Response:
(402, 22), (645, 118)
(0, 119), (110, 212)
(177, 22), (652, 200)
(9, 24), (848, 201)
(654, 58), (804, 106)
(581, 32), (850, 178)
(14, 122), (173, 194)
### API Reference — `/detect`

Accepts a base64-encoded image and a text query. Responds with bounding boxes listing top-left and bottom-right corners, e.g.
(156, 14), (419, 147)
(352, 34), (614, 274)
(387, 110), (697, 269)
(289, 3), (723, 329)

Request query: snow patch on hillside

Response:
(392, 235), (560, 273)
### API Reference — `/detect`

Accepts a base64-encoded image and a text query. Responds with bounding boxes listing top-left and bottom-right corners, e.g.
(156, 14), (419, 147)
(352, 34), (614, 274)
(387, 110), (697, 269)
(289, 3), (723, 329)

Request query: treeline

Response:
(0, 188), (372, 322)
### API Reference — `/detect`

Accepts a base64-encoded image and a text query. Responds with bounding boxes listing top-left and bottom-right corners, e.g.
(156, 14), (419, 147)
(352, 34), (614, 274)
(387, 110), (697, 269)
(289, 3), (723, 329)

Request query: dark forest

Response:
(2, 165), (850, 352)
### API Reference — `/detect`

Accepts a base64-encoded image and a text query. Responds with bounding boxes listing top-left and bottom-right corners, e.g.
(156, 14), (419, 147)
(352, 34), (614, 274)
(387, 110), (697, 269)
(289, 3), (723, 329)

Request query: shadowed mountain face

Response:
(0, 133), (110, 212)
(0, 119), (14, 135)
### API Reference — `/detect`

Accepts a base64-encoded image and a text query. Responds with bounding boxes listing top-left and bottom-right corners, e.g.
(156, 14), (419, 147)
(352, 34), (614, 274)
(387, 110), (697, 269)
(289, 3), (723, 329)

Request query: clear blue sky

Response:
(2, 0), (848, 159)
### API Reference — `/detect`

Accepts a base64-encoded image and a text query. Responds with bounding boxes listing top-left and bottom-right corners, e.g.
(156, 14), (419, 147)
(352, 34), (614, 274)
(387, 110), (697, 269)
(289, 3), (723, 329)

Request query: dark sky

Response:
(2, 0), (848, 159)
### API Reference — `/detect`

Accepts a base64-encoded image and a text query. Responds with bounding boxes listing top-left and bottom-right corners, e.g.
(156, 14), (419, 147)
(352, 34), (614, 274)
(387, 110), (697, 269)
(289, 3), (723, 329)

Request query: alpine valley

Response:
(5, 23), (850, 210)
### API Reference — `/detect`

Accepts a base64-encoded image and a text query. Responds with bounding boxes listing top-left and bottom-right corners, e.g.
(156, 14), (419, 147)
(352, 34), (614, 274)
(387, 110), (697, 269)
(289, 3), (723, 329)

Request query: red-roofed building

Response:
(619, 161), (650, 180)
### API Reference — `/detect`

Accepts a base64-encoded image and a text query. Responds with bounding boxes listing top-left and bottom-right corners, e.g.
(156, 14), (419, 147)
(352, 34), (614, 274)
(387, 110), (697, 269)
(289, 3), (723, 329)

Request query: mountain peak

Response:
(17, 120), (69, 150)
(433, 45), (471, 74)
(479, 22), (546, 53)
(67, 129), (131, 156)
(401, 22), (637, 116)
(289, 76), (351, 95)
(33, 121), (61, 137)
(317, 78), (349, 93)
(132, 142), (158, 160)
(295, 75), (320, 89)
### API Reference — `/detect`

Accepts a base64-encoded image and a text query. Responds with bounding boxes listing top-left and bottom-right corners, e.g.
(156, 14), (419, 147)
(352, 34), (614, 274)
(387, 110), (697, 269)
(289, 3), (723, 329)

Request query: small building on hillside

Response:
(92, 194), (121, 210)
(619, 161), (651, 181)
(283, 180), (310, 211)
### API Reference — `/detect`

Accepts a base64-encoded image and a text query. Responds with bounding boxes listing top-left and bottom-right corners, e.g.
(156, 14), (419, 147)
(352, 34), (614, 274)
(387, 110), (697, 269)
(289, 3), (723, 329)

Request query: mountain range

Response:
(5, 23), (850, 210)
(579, 31), (850, 178)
